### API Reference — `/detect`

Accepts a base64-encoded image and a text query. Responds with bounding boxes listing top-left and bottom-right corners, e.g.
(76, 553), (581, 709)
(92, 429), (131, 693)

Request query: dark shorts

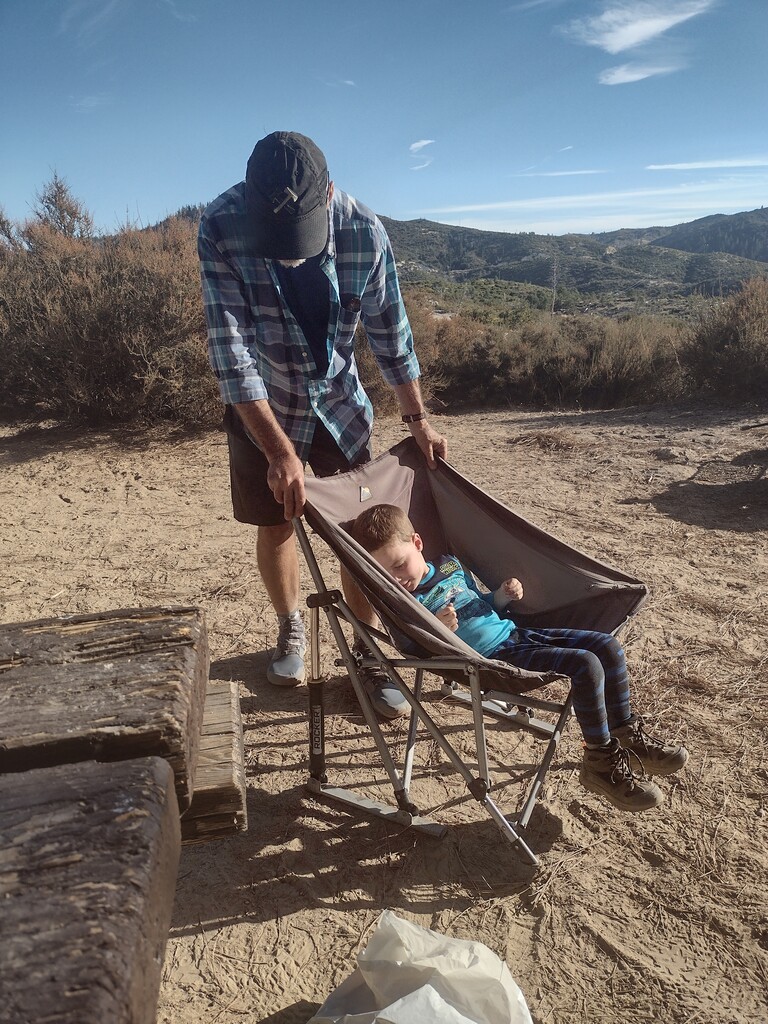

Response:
(223, 405), (372, 527)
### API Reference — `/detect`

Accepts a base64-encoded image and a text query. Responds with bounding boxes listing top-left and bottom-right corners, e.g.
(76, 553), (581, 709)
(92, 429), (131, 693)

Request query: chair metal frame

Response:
(294, 517), (574, 866)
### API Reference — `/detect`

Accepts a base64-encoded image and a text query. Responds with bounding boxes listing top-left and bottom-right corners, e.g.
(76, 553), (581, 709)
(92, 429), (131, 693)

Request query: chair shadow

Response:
(181, 656), (566, 939)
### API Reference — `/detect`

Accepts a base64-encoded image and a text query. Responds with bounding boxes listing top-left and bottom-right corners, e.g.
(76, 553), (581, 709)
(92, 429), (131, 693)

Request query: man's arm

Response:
(392, 379), (447, 469)
(359, 221), (448, 468)
(234, 400), (305, 520)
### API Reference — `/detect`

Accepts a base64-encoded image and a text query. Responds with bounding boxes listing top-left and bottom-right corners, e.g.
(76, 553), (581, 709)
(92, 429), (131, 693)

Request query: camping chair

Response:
(294, 437), (647, 864)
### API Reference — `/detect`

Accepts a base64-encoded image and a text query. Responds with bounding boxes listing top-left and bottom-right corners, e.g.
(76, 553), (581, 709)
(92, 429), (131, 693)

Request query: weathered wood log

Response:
(181, 680), (248, 844)
(0, 757), (181, 1024)
(0, 606), (209, 811)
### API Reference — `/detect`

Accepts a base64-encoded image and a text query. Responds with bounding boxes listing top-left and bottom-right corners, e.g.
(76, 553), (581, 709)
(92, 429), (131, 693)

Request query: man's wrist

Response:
(401, 411), (427, 423)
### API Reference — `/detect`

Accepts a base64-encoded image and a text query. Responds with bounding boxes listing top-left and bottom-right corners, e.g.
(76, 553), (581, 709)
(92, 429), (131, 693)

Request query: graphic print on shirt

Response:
(418, 558), (494, 626)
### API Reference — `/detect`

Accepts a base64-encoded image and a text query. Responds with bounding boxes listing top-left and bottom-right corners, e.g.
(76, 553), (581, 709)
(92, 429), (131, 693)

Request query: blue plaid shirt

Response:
(198, 185), (420, 461)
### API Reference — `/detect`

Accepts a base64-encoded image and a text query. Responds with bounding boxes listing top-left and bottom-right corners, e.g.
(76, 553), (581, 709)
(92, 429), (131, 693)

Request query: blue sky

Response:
(1, 0), (766, 236)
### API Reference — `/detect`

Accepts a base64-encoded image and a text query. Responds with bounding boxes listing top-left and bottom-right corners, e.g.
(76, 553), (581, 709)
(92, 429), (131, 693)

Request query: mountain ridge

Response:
(377, 206), (768, 298)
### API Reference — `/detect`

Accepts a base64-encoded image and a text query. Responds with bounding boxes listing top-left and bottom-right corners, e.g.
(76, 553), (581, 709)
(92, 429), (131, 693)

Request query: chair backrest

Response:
(303, 438), (647, 636)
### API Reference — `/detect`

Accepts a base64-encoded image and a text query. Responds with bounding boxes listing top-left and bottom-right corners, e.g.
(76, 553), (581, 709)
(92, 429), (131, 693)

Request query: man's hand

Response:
(435, 602), (459, 632)
(409, 419), (448, 469)
(267, 451), (306, 520)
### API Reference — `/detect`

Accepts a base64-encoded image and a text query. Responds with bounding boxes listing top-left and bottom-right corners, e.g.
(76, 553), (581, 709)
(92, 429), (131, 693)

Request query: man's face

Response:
(370, 534), (428, 592)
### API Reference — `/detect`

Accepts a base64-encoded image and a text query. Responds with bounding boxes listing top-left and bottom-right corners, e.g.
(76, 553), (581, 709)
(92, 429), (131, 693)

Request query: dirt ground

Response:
(1, 404), (767, 1024)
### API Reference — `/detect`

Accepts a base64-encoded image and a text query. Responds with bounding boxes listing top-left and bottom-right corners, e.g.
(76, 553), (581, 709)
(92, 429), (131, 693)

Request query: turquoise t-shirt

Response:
(413, 554), (515, 658)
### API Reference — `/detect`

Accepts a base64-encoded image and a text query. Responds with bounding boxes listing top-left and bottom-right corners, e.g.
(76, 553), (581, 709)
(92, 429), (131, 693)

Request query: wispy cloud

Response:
(418, 174), (768, 228)
(647, 158), (768, 170)
(514, 169), (607, 177)
(161, 0), (198, 22)
(322, 78), (357, 87)
(70, 93), (112, 111)
(600, 62), (680, 84)
(563, 1), (715, 55)
(506, 0), (568, 11)
(408, 140), (435, 171)
(59, 0), (122, 44)
(561, 1), (715, 86)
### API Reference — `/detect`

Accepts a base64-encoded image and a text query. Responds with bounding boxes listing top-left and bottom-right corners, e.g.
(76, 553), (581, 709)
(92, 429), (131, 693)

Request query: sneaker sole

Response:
(580, 772), (664, 812)
(266, 669), (305, 687)
(371, 699), (409, 720)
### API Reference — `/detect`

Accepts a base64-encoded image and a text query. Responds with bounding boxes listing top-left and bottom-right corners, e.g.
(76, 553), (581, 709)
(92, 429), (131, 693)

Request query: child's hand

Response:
(436, 603), (459, 632)
(502, 578), (524, 601)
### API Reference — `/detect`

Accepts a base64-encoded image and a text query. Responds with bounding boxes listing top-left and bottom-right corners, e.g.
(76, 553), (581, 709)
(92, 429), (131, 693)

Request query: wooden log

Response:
(181, 680), (248, 844)
(0, 606), (209, 811)
(0, 757), (181, 1024)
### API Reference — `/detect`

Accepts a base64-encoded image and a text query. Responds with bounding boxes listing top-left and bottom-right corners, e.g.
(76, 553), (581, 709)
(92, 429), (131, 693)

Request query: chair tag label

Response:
(359, 486), (372, 502)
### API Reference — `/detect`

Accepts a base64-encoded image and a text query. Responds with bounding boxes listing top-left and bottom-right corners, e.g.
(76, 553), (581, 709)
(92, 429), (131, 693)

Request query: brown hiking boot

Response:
(611, 715), (689, 777)
(580, 738), (664, 812)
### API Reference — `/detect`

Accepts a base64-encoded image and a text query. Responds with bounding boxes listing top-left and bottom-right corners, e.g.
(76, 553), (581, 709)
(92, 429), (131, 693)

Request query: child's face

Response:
(370, 533), (429, 592)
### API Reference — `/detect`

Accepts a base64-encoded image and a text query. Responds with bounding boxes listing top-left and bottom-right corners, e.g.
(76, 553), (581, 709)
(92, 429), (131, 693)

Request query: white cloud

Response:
(563, 1), (715, 55)
(59, 0), (122, 43)
(71, 93), (112, 111)
(411, 160), (433, 172)
(409, 139), (435, 154)
(419, 175), (768, 219)
(515, 170), (607, 177)
(647, 158), (768, 170)
(161, 0), (197, 23)
(600, 62), (680, 84)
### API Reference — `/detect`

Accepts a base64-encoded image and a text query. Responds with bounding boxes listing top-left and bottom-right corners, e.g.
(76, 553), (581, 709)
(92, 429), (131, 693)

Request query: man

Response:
(198, 131), (447, 718)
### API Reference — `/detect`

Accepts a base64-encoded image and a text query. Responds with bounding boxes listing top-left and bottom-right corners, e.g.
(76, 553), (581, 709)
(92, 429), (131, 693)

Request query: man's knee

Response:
(257, 521), (295, 548)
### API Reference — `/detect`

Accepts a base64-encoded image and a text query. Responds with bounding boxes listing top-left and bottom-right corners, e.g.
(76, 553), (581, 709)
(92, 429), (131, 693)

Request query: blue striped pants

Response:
(494, 626), (633, 745)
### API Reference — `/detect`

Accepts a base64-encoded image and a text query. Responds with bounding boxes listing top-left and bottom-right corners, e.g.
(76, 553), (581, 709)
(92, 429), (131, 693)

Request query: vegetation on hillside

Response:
(1, 177), (766, 426)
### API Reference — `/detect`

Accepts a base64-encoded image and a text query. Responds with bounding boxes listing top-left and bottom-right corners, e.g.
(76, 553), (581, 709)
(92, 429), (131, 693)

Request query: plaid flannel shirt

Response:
(198, 185), (419, 461)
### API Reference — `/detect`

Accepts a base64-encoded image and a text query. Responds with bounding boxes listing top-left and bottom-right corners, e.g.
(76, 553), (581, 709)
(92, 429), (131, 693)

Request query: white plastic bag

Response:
(307, 910), (533, 1024)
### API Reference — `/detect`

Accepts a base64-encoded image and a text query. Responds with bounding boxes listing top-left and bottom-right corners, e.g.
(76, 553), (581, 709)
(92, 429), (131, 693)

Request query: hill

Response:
(379, 208), (768, 301)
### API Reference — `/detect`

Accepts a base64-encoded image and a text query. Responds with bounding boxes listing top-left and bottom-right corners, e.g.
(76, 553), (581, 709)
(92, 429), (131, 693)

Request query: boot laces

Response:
(629, 717), (668, 756)
(608, 743), (647, 788)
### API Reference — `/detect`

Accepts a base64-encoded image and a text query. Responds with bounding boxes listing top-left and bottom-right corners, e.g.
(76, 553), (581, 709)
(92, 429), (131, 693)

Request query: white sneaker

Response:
(267, 616), (306, 687)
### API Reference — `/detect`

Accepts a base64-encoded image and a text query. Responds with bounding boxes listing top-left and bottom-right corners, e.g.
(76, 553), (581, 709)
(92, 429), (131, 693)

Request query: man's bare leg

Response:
(257, 522), (305, 686)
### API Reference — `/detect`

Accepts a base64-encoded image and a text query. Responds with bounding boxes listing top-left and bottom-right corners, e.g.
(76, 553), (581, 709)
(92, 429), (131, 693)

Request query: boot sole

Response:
(635, 748), (689, 777)
(580, 772), (664, 812)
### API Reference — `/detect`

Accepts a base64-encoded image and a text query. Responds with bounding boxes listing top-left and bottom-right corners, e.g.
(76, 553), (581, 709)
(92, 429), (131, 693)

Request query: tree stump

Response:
(0, 757), (181, 1024)
(0, 606), (209, 811)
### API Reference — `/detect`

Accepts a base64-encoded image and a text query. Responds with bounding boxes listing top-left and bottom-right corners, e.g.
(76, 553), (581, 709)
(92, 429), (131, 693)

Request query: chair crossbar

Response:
(293, 518), (574, 865)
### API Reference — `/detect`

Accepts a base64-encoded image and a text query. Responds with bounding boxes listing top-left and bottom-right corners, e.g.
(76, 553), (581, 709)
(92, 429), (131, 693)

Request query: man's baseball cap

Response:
(244, 132), (330, 259)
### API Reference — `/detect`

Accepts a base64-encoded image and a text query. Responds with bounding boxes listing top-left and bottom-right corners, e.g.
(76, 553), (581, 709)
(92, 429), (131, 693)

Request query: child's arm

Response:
(492, 577), (524, 609)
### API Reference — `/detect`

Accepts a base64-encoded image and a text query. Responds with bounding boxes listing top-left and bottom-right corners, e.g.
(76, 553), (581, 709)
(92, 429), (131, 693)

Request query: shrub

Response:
(0, 179), (217, 426)
(683, 276), (768, 400)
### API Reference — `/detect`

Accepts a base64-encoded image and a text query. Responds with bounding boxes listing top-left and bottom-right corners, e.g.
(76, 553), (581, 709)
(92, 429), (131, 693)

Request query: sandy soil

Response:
(1, 405), (767, 1024)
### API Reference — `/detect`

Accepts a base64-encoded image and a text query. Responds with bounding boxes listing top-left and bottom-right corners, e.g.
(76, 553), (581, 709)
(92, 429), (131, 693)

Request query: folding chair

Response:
(294, 437), (647, 864)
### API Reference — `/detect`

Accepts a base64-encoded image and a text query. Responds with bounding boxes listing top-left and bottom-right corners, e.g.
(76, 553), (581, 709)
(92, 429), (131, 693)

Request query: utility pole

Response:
(550, 253), (558, 315)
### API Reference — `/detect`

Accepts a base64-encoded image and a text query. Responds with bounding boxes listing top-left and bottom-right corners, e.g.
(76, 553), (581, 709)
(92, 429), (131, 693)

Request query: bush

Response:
(404, 297), (690, 410)
(0, 179), (217, 426)
(683, 276), (768, 400)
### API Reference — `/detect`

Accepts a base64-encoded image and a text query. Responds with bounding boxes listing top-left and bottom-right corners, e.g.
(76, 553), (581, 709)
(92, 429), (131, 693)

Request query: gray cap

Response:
(244, 131), (329, 259)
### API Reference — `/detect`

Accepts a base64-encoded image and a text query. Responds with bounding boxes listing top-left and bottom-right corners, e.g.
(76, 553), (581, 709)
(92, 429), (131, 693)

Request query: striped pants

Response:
(494, 626), (632, 745)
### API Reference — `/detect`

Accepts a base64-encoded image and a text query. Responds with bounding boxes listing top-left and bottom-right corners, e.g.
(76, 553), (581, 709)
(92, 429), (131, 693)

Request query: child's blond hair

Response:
(351, 503), (415, 553)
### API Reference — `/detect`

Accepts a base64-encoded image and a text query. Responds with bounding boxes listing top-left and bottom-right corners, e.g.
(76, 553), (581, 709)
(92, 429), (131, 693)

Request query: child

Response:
(351, 503), (688, 812)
